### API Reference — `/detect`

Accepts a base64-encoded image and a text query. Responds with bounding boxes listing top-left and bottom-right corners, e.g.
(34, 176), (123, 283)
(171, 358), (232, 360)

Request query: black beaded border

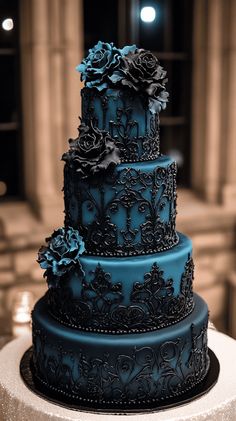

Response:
(32, 359), (210, 406)
(48, 299), (194, 334)
(120, 151), (160, 164)
(20, 348), (220, 413)
(85, 234), (179, 257)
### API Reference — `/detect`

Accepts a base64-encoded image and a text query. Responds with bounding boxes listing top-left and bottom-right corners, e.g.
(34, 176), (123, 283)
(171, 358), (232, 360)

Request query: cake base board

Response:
(20, 347), (219, 414)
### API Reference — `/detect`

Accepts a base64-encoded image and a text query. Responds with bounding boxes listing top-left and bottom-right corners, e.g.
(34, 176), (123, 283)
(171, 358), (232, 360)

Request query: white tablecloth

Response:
(0, 330), (235, 421)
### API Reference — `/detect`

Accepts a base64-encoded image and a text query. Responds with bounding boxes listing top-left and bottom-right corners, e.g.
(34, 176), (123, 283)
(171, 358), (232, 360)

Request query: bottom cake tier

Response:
(31, 293), (210, 409)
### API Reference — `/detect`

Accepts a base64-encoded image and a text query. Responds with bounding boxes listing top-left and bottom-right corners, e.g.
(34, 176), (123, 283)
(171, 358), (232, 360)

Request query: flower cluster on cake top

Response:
(38, 226), (85, 287)
(62, 120), (120, 180)
(77, 41), (136, 90)
(77, 41), (168, 114)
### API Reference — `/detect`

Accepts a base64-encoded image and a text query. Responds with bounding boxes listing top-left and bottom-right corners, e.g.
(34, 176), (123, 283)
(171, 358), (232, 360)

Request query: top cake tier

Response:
(77, 41), (168, 163)
(81, 87), (160, 163)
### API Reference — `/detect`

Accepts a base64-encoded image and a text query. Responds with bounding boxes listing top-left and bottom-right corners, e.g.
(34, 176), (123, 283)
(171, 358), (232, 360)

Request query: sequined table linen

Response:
(0, 330), (235, 421)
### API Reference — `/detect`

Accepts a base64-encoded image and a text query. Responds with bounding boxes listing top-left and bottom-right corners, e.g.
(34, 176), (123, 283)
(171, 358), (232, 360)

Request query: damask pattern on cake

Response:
(47, 254), (194, 333)
(32, 321), (209, 407)
(82, 88), (160, 162)
(64, 161), (178, 256)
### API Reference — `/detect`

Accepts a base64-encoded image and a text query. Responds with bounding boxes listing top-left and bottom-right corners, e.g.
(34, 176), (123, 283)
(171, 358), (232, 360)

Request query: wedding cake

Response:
(31, 42), (210, 410)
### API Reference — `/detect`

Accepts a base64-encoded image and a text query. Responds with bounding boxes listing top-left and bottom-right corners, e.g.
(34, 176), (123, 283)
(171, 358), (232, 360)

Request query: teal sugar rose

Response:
(77, 41), (136, 91)
(38, 227), (85, 286)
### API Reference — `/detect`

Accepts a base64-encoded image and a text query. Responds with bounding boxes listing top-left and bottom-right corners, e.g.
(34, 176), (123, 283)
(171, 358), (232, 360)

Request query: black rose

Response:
(110, 49), (169, 113)
(62, 121), (120, 179)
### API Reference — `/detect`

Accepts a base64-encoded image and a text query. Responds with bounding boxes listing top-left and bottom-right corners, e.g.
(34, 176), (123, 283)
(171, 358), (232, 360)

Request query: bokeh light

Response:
(0, 181), (7, 196)
(140, 6), (156, 23)
(2, 18), (14, 31)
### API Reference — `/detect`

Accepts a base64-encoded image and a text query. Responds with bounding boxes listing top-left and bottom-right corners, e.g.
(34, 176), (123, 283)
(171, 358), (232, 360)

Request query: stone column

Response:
(204, 0), (223, 203)
(62, 0), (84, 139)
(20, 0), (84, 224)
(191, 0), (207, 196)
(191, 0), (224, 203)
(222, 0), (236, 208)
(20, 0), (56, 218)
(228, 272), (236, 338)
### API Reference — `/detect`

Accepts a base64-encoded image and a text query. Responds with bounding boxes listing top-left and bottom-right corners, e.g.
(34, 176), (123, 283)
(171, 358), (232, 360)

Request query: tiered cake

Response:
(31, 42), (210, 410)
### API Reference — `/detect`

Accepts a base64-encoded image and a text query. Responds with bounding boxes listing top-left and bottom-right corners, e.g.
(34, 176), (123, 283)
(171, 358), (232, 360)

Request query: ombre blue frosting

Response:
(32, 294), (209, 408)
(64, 156), (178, 256)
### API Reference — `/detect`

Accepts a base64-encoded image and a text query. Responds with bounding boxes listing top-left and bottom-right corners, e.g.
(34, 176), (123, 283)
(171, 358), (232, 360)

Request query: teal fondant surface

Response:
(82, 88), (152, 135)
(33, 294), (207, 347)
(46, 233), (194, 333)
(68, 233), (191, 299)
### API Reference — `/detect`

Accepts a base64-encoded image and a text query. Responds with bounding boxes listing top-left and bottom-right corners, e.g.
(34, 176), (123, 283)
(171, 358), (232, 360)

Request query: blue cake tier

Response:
(32, 294), (209, 409)
(81, 87), (160, 163)
(47, 233), (193, 333)
(64, 155), (178, 256)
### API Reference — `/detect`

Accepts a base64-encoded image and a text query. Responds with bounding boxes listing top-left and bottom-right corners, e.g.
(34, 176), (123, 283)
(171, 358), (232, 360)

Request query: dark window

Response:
(0, 0), (23, 199)
(124, 0), (193, 186)
(83, 0), (119, 52)
(84, 0), (193, 185)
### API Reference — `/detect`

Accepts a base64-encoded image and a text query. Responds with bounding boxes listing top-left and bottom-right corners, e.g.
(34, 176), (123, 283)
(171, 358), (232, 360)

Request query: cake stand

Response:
(0, 329), (235, 421)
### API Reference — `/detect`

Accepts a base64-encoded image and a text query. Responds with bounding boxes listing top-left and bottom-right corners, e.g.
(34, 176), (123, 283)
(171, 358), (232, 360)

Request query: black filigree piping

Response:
(32, 322), (209, 407)
(47, 255), (194, 333)
(64, 161), (178, 257)
(81, 88), (160, 163)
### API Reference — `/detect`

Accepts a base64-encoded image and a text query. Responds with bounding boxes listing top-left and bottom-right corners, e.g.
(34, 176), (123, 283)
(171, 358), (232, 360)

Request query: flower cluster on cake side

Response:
(38, 227), (85, 287)
(62, 120), (120, 179)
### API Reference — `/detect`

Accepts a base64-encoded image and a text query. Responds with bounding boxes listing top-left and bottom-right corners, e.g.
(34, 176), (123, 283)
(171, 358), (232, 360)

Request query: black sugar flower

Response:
(110, 48), (169, 113)
(62, 121), (120, 179)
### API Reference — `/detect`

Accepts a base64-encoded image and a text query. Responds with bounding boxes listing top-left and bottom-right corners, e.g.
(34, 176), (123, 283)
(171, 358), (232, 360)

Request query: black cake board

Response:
(20, 347), (219, 415)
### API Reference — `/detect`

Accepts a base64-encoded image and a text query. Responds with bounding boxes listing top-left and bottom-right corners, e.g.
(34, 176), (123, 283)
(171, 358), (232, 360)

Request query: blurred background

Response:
(0, 0), (236, 341)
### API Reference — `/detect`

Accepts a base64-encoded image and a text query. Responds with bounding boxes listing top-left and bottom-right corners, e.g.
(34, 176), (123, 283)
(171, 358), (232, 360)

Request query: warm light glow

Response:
(12, 291), (34, 337)
(168, 149), (184, 167)
(140, 6), (156, 23)
(2, 18), (14, 31)
(0, 181), (7, 196)
(13, 324), (31, 338)
(13, 309), (31, 324)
